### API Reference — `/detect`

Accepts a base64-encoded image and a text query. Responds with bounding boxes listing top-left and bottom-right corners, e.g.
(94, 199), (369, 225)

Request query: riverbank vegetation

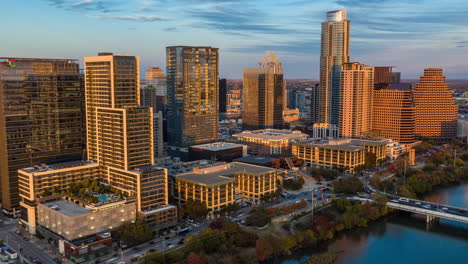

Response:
(373, 143), (468, 198)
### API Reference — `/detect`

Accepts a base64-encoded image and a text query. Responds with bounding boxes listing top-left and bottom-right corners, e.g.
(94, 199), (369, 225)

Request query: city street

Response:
(0, 216), (56, 264)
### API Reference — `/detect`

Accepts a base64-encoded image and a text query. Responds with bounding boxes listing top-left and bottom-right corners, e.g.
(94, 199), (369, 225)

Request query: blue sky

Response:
(2, 0), (468, 79)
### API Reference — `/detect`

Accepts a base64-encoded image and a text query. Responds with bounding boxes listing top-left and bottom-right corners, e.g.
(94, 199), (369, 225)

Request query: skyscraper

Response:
(372, 84), (415, 144)
(142, 67), (167, 115)
(413, 68), (458, 142)
(219, 78), (227, 113)
(339, 62), (374, 137)
(318, 9), (350, 126)
(374, 66), (393, 89)
(242, 51), (285, 130)
(310, 83), (320, 124)
(166, 46), (219, 159)
(0, 58), (85, 212)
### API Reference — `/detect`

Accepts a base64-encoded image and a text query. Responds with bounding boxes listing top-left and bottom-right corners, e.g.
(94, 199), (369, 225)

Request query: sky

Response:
(2, 0), (468, 79)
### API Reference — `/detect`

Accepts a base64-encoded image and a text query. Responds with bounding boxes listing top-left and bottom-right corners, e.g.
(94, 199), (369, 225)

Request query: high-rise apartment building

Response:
(374, 66), (393, 89)
(310, 83), (320, 124)
(372, 85), (415, 144)
(166, 46), (219, 159)
(0, 58), (85, 212)
(413, 68), (458, 142)
(18, 54), (176, 234)
(339, 62), (374, 137)
(219, 78), (227, 113)
(242, 51), (285, 130)
(318, 9), (350, 125)
(142, 67), (167, 115)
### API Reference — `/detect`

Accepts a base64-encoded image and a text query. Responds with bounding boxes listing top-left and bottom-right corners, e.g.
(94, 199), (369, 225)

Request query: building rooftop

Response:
(234, 129), (309, 141)
(234, 156), (279, 165)
(42, 199), (91, 217)
(190, 142), (246, 151)
(19, 160), (98, 174)
(297, 138), (388, 151)
(175, 162), (275, 186)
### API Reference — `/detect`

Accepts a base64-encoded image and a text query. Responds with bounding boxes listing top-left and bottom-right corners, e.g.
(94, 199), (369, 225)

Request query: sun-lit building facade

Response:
(0, 58), (85, 213)
(413, 68), (458, 142)
(339, 62), (374, 137)
(166, 46), (219, 159)
(318, 9), (350, 126)
(242, 51), (285, 130)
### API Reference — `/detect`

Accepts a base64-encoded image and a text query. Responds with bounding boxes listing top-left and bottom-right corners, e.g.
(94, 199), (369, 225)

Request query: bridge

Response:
(359, 180), (468, 226)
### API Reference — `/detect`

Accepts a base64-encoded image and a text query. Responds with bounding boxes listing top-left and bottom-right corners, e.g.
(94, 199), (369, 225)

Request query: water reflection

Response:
(283, 183), (468, 264)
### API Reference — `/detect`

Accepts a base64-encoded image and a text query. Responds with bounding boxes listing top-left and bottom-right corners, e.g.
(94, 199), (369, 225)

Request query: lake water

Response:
(283, 183), (468, 264)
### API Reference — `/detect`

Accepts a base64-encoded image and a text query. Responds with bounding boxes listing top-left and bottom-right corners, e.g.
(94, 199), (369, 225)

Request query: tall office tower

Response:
(318, 9), (350, 125)
(153, 111), (165, 158)
(374, 66), (393, 89)
(219, 78), (227, 113)
(392, 72), (401, 84)
(143, 67), (167, 115)
(0, 58), (85, 212)
(166, 46), (219, 159)
(413, 68), (458, 142)
(242, 51), (285, 130)
(310, 83), (320, 124)
(339, 62), (374, 137)
(373, 85), (415, 144)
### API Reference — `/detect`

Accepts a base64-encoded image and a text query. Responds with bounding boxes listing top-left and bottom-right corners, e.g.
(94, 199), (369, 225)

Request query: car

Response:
(423, 205), (431, 209)
(167, 243), (175, 249)
(164, 236), (170, 240)
(415, 202), (421, 205)
(398, 198), (409, 202)
(15, 230), (20, 234)
(132, 247), (139, 251)
(442, 207), (448, 210)
(391, 199), (399, 203)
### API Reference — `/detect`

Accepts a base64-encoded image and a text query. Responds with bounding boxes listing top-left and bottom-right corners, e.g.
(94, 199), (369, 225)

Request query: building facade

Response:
(0, 58), (85, 212)
(219, 78), (227, 113)
(166, 46), (219, 158)
(293, 138), (387, 173)
(242, 51), (285, 130)
(339, 62), (374, 137)
(318, 10), (350, 125)
(173, 162), (277, 215)
(189, 142), (247, 162)
(233, 129), (309, 156)
(372, 85), (416, 144)
(413, 68), (458, 142)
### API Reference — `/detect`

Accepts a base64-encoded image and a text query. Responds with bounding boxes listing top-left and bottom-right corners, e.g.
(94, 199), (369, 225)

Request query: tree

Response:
(335, 197), (350, 212)
(332, 177), (363, 194)
(246, 207), (271, 227)
(364, 152), (377, 168)
(185, 252), (205, 264)
(372, 193), (388, 207)
(113, 220), (153, 247)
(184, 200), (209, 219)
(256, 238), (273, 262)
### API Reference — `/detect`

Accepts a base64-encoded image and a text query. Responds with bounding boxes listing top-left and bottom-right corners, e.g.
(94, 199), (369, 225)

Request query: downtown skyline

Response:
(2, 0), (468, 79)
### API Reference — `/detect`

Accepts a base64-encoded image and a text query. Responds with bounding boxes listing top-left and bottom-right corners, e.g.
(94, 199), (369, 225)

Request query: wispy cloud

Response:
(92, 14), (169, 22)
(72, 0), (93, 8)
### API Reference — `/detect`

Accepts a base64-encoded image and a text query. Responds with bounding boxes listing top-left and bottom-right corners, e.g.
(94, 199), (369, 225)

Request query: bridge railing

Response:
(386, 202), (468, 223)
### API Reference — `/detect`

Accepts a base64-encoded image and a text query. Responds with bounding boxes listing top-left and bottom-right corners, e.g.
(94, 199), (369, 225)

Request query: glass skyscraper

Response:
(166, 46), (219, 159)
(242, 51), (285, 130)
(318, 9), (350, 126)
(0, 58), (85, 212)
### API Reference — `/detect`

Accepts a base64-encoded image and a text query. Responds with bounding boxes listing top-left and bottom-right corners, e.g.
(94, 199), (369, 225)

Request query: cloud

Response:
(164, 27), (177, 31)
(72, 0), (93, 7)
(47, 0), (66, 7)
(93, 14), (169, 22)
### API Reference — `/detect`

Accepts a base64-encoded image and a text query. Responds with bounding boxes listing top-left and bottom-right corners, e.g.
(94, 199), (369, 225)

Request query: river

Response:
(283, 183), (468, 264)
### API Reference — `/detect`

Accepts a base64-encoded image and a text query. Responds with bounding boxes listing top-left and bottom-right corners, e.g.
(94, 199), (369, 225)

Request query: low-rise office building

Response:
(173, 162), (277, 216)
(189, 142), (247, 162)
(293, 138), (387, 173)
(233, 129), (308, 156)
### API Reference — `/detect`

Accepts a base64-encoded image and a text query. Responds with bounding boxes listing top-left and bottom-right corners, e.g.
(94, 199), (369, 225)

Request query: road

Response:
(0, 216), (57, 264)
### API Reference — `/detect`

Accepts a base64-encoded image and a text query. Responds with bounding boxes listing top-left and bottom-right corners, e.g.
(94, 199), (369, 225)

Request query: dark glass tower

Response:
(0, 58), (85, 212)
